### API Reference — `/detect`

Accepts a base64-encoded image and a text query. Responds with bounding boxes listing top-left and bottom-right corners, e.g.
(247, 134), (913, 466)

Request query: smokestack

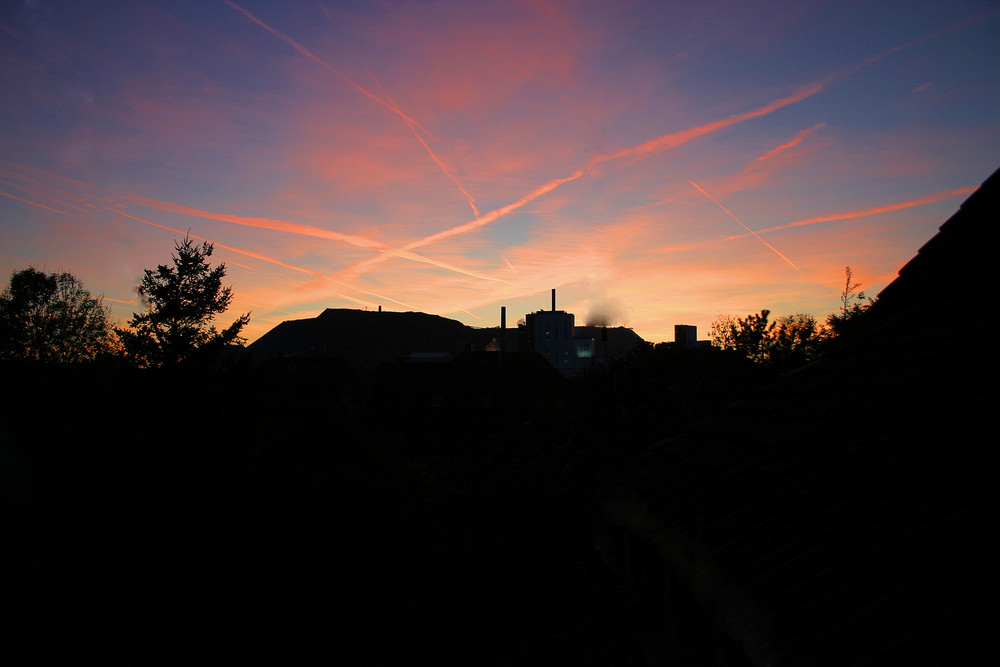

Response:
(501, 306), (507, 354)
(551, 288), (556, 312)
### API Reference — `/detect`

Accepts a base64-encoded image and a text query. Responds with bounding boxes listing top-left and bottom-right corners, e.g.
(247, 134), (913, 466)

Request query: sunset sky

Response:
(2, 1), (998, 344)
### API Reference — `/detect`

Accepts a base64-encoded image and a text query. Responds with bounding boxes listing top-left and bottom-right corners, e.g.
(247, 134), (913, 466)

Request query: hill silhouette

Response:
(248, 308), (475, 368)
(247, 307), (645, 370)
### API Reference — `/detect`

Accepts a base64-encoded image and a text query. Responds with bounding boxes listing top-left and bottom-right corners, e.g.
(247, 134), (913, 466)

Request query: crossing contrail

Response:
(119, 193), (508, 284)
(686, 178), (800, 272)
(222, 0), (480, 218)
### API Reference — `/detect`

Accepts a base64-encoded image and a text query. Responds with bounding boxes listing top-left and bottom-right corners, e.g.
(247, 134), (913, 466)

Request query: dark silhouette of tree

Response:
(709, 313), (738, 350)
(119, 235), (249, 366)
(826, 266), (873, 337)
(0, 267), (115, 362)
(770, 313), (821, 368)
(711, 310), (821, 369)
(711, 267), (874, 367)
(712, 309), (775, 364)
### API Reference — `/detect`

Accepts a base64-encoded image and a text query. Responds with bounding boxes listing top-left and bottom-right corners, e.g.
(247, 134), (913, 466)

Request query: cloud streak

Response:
(686, 178), (800, 272)
(748, 123), (826, 168)
(728, 186), (978, 238)
(592, 83), (825, 166)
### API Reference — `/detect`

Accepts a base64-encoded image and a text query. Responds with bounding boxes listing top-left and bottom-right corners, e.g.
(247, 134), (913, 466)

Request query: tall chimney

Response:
(551, 288), (556, 312)
(500, 306), (507, 353)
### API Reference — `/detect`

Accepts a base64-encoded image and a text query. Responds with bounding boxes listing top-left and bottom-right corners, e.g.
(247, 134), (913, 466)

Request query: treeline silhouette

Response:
(2, 304), (839, 664)
(2, 270), (875, 663)
(3, 243), (874, 662)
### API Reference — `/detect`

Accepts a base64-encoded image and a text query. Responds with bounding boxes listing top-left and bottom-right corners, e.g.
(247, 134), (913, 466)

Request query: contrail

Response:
(3, 161), (498, 283)
(207, 7), (988, 296)
(338, 170), (585, 278)
(748, 123), (825, 168)
(686, 178), (800, 272)
(0, 178), (95, 215)
(222, 0), (481, 218)
(0, 189), (89, 220)
(1, 160), (115, 202)
(372, 74), (481, 218)
(335, 80), (819, 280)
(344, 10), (993, 275)
(119, 193), (508, 283)
(591, 83), (824, 166)
(116, 210), (415, 309)
(819, 9), (1000, 88)
(222, 1), (427, 131)
(501, 254), (518, 275)
(727, 186), (978, 238)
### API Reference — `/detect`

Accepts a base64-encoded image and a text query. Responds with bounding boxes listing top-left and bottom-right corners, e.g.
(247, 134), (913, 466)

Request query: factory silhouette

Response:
(247, 288), (667, 420)
(248, 288), (652, 374)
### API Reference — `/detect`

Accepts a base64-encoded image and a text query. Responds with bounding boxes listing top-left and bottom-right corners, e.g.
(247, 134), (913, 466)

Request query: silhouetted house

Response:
(247, 308), (477, 370)
(598, 166), (1000, 665)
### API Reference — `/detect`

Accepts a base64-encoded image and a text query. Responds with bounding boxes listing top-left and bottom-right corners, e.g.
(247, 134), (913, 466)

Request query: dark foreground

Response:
(4, 360), (665, 665)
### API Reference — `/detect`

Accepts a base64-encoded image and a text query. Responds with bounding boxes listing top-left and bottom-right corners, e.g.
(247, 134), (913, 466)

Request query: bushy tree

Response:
(711, 310), (821, 369)
(711, 309), (776, 364)
(770, 313), (821, 368)
(119, 236), (250, 367)
(0, 267), (115, 362)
